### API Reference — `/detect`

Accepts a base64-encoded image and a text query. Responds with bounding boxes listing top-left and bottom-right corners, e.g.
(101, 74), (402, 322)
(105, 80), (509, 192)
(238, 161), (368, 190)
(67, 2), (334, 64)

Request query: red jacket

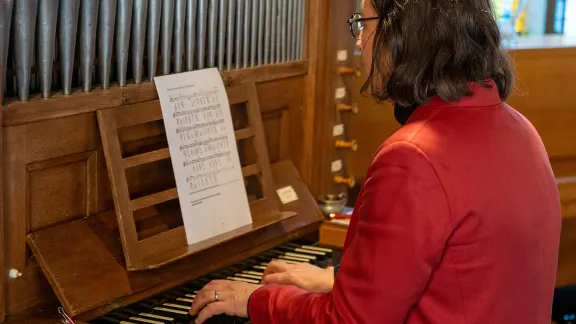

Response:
(248, 81), (562, 323)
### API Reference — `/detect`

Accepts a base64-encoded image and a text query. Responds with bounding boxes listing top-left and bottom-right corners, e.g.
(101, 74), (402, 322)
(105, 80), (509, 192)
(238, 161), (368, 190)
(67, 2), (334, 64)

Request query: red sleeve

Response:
(248, 142), (454, 323)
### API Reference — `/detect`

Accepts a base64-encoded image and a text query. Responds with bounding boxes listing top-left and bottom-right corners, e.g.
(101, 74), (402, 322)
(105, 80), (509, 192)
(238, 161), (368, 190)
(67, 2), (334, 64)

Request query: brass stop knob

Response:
(334, 175), (356, 188)
(335, 140), (358, 151)
(337, 103), (359, 114)
(338, 66), (360, 77)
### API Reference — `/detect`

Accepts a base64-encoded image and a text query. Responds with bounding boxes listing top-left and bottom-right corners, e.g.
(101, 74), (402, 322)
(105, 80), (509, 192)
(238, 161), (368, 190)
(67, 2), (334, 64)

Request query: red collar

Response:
(406, 80), (502, 124)
(422, 80), (502, 109)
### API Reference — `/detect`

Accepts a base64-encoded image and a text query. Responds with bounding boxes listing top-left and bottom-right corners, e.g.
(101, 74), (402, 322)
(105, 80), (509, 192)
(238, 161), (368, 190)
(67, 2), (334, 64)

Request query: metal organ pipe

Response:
(132, 0), (148, 84)
(243, 0), (251, 68)
(147, 0), (162, 81)
(79, 0), (100, 92)
(58, 0), (81, 95)
(235, 0), (244, 69)
(185, 0), (197, 71)
(226, 0), (236, 71)
(115, 0), (133, 87)
(217, 0), (227, 71)
(161, 0), (175, 75)
(0, 0), (309, 102)
(207, 0), (218, 68)
(0, 0), (13, 103)
(173, 0), (187, 73)
(13, 0), (38, 101)
(37, 0), (59, 98)
(197, 0), (208, 69)
(98, 0), (116, 89)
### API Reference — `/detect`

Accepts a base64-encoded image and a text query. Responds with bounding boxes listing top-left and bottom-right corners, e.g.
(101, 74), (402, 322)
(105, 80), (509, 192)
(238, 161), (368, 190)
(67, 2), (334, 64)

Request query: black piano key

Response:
(176, 286), (196, 294)
(168, 288), (195, 301)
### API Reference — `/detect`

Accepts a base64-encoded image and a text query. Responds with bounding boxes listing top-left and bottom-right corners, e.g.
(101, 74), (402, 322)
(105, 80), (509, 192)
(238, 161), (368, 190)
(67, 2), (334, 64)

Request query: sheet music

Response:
(154, 68), (252, 246)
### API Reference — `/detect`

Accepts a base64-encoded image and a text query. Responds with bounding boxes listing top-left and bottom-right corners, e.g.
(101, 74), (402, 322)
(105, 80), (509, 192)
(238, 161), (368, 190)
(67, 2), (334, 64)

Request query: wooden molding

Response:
(3, 61), (308, 127)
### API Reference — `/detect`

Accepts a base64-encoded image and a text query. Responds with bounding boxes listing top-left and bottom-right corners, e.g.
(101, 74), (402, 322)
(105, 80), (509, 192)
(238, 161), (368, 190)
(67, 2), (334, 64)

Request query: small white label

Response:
(276, 186), (299, 204)
(337, 50), (348, 61)
(331, 160), (343, 172)
(333, 124), (344, 136)
(335, 87), (346, 99)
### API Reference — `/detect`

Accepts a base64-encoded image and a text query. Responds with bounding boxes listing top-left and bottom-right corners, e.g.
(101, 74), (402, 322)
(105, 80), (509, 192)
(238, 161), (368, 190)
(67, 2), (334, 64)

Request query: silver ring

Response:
(214, 290), (219, 302)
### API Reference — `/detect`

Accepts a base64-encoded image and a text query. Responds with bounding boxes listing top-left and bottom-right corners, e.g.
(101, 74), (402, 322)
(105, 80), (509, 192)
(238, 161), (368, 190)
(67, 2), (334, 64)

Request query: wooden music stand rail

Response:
(97, 82), (296, 271)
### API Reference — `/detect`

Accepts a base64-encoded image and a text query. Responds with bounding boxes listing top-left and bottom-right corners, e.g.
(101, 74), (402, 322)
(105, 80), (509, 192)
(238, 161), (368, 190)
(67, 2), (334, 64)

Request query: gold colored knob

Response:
(334, 175), (356, 188)
(338, 66), (360, 77)
(335, 140), (358, 151)
(337, 103), (359, 114)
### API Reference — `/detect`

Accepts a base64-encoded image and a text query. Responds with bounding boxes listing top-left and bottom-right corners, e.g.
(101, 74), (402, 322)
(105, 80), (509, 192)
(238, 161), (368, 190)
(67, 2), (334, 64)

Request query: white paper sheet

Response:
(154, 68), (253, 246)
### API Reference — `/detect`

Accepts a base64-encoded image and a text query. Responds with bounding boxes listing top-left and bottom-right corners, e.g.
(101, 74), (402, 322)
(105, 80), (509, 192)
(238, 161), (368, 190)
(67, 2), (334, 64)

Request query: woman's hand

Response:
(262, 260), (335, 293)
(189, 279), (262, 324)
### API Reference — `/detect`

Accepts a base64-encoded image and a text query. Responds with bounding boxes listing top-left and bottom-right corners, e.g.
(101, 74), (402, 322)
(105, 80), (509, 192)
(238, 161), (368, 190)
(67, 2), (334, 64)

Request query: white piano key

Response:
(235, 273), (262, 280)
(284, 251), (316, 260)
(272, 258), (300, 264)
(128, 316), (164, 324)
(163, 303), (191, 310)
(140, 313), (174, 321)
(300, 245), (333, 253)
(294, 247), (326, 256)
(279, 254), (311, 262)
(227, 276), (260, 284)
(154, 306), (188, 315)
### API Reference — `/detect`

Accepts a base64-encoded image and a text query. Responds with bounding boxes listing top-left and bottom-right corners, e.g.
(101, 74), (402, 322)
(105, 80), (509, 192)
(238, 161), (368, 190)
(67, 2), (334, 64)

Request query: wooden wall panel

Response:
(3, 116), (108, 314)
(27, 151), (97, 232)
(507, 48), (576, 159)
(4, 125), (55, 314)
(257, 77), (305, 170)
(310, 0), (358, 198)
(505, 47), (576, 223)
(301, 0), (331, 197)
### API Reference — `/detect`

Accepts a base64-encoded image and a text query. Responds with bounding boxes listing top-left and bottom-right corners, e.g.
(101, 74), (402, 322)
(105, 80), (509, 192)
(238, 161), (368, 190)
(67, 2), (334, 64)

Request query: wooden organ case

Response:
(0, 0), (336, 323)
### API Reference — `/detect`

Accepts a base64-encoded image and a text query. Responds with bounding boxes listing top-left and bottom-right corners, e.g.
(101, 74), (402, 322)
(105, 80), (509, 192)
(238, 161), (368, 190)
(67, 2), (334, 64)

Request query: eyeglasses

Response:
(348, 12), (378, 40)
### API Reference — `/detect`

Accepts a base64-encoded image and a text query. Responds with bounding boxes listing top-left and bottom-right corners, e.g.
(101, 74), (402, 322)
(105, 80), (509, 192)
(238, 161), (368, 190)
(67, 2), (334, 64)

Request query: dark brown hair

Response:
(363, 0), (514, 106)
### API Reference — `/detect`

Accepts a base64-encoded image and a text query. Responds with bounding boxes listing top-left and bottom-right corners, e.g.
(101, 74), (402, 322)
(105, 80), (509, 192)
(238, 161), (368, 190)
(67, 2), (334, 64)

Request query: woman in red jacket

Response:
(190, 0), (562, 323)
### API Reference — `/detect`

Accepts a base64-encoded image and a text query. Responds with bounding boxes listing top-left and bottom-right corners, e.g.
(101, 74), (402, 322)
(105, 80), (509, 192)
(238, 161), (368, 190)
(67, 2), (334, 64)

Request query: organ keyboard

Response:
(91, 240), (333, 324)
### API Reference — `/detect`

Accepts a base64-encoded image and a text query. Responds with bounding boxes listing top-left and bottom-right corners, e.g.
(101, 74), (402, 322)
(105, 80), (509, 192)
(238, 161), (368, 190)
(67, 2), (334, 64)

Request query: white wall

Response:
(526, 0), (548, 35)
(566, 0), (576, 35)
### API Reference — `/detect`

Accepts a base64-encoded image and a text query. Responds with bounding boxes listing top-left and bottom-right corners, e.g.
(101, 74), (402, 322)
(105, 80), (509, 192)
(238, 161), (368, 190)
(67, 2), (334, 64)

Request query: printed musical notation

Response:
(155, 68), (253, 246)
